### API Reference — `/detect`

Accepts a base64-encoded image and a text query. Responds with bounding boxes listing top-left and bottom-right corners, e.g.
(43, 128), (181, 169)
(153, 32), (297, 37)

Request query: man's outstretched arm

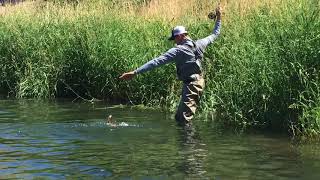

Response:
(119, 48), (178, 80)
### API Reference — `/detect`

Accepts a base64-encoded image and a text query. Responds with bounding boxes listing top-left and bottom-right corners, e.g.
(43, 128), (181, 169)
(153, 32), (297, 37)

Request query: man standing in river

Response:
(119, 6), (222, 126)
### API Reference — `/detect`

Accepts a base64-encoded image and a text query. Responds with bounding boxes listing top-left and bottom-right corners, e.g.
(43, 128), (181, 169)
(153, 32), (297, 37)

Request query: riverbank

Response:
(0, 0), (319, 137)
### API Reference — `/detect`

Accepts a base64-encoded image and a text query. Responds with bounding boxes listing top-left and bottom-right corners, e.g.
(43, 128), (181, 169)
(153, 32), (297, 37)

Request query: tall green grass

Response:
(0, 0), (319, 137)
(200, 0), (320, 136)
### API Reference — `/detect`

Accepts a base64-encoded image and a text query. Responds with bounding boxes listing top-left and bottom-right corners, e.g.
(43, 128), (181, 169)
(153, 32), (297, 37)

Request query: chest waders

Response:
(176, 41), (204, 83)
(175, 41), (205, 126)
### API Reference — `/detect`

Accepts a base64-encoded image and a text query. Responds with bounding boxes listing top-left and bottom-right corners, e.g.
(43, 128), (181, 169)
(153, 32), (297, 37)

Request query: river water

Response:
(0, 99), (319, 179)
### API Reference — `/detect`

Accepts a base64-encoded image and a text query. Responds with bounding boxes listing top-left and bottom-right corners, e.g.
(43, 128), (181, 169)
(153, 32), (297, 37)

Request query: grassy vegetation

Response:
(0, 0), (319, 137)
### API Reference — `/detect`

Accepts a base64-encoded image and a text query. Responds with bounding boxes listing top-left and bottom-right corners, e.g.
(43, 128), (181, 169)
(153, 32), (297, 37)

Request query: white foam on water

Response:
(107, 122), (142, 128)
(118, 122), (129, 127)
(69, 120), (142, 129)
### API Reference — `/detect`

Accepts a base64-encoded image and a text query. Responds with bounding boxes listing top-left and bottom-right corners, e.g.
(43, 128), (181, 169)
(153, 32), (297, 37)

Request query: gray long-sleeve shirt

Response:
(135, 20), (221, 82)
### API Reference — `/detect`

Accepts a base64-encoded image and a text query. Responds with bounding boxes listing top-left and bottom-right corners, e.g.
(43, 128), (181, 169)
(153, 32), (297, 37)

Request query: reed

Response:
(0, 0), (319, 136)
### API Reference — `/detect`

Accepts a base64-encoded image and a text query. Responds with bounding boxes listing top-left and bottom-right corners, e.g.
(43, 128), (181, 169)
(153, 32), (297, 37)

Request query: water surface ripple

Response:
(0, 100), (320, 179)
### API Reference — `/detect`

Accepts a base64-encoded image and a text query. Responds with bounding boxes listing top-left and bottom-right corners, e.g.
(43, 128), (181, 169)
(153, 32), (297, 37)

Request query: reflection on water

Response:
(0, 99), (320, 179)
(176, 125), (209, 179)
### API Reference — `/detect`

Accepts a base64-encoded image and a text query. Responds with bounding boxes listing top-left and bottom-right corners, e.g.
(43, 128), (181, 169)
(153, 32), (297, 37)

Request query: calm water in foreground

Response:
(0, 99), (320, 180)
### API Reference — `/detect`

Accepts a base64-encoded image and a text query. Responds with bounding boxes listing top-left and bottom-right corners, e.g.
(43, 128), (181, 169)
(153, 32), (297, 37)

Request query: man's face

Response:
(174, 34), (185, 44)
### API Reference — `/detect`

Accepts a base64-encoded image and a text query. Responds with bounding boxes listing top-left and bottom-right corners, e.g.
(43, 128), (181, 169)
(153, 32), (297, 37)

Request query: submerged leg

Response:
(175, 78), (204, 126)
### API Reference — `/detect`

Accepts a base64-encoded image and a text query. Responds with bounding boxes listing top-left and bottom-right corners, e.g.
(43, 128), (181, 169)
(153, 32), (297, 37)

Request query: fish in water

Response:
(106, 115), (130, 127)
(107, 115), (113, 123)
(106, 115), (117, 127)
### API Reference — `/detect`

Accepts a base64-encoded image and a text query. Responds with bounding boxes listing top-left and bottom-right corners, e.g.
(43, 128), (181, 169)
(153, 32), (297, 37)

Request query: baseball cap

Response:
(168, 26), (188, 40)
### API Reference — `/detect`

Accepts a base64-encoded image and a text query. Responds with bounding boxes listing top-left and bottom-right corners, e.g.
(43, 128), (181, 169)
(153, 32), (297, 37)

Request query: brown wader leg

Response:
(175, 77), (205, 126)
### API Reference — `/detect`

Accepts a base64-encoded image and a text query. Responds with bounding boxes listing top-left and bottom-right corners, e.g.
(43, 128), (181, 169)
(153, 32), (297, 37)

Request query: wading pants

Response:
(175, 76), (205, 125)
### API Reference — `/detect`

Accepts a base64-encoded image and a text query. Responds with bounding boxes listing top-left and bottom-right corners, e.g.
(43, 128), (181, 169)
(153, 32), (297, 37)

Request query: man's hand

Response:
(208, 4), (222, 20)
(215, 5), (222, 18)
(119, 71), (136, 81)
